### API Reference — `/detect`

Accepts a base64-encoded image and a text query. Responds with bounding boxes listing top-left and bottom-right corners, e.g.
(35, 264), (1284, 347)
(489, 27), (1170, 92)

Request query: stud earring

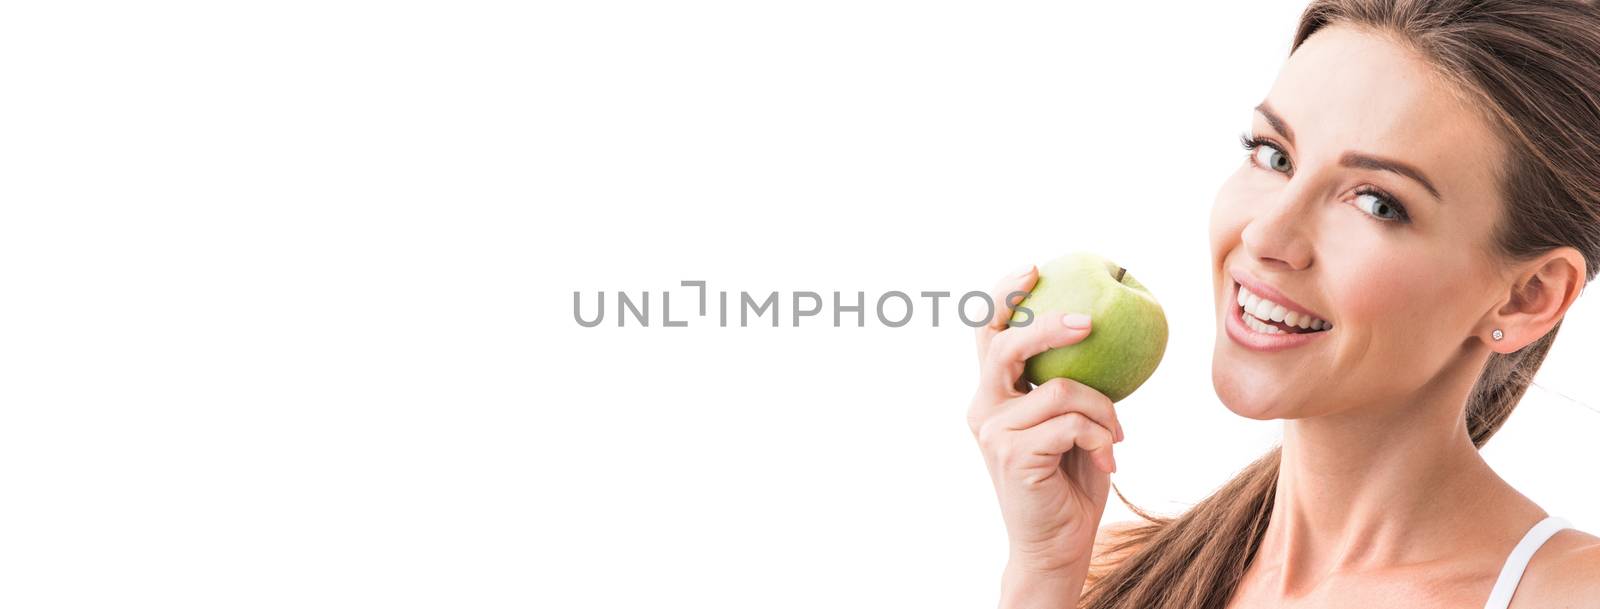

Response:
(1492, 329), (1504, 341)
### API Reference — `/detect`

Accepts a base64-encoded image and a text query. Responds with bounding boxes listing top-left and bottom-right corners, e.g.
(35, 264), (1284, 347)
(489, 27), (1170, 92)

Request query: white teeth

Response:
(1236, 284), (1331, 332)
(1253, 299), (1274, 320)
(1268, 303), (1288, 322)
(1241, 310), (1281, 333)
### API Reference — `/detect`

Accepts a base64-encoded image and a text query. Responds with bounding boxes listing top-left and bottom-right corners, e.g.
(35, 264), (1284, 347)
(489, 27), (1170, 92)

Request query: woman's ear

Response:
(1483, 247), (1587, 353)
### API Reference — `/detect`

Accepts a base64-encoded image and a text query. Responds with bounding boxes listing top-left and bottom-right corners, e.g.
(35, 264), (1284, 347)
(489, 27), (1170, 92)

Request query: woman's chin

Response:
(1212, 364), (1302, 420)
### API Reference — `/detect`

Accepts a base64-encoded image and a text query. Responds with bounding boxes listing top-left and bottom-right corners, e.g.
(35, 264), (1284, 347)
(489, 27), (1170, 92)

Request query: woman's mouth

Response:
(1223, 270), (1334, 352)
(1235, 283), (1333, 335)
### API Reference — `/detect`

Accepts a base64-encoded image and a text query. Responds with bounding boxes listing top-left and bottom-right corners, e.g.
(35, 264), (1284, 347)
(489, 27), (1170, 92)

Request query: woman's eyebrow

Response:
(1339, 152), (1443, 202)
(1255, 100), (1444, 203)
(1255, 101), (1296, 145)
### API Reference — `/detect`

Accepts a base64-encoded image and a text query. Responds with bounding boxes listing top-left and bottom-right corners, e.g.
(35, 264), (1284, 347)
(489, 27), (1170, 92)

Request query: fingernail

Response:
(1014, 265), (1035, 278)
(1062, 313), (1091, 330)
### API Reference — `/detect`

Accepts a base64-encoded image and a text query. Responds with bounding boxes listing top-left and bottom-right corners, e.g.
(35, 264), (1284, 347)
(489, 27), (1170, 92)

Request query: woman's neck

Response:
(1249, 348), (1538, 597)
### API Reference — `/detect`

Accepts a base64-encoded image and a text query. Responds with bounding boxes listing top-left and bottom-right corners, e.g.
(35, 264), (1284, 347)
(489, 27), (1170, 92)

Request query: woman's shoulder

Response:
(1508, 526), (1600, 609)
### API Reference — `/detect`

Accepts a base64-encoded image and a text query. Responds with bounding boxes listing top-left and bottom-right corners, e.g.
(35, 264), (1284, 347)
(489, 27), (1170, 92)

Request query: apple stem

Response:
(1115, 266), (1126, 282)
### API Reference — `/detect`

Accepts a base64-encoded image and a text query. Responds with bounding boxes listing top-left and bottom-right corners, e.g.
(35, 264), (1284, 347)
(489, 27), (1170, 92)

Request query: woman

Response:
(967, 1), (1600, 607)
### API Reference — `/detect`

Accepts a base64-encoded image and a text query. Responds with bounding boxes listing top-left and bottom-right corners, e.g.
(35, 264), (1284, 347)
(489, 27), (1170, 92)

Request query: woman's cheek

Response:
(1210, 170), (1261, 257)
(1210, 173), (1243, 246)
(1329, 250), (1416, 341)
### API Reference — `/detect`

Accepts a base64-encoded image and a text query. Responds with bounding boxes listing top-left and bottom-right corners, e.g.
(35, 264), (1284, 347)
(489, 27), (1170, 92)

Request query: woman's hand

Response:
(968, 266), (1124, 602)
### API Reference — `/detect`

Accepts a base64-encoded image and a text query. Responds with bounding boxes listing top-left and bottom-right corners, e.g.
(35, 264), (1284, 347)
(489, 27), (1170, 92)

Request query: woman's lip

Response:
(1225, 280), (1331, 352)
(1228, 268), (1328, 322)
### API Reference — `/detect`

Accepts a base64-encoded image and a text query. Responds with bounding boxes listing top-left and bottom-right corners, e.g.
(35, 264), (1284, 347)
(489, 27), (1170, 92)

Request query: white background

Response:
(2, 1), (1596, 607)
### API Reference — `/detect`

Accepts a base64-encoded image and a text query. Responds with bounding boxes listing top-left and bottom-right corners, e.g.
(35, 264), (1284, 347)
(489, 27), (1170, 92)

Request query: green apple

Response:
(1008, 251), (1168, 402)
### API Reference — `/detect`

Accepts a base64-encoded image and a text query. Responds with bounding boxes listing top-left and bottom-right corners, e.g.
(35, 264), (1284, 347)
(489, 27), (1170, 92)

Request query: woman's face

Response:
(1209, 25), (1511, 420)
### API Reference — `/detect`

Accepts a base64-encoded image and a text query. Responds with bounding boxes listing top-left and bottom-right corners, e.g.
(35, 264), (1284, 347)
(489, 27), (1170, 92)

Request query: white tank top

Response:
(1481, 515), (1571, 609)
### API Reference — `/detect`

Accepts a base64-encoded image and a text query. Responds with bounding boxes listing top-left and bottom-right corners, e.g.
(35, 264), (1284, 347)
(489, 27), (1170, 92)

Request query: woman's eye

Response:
(1354, 191), (1407, 222)
(1252, 144), (1292, 174)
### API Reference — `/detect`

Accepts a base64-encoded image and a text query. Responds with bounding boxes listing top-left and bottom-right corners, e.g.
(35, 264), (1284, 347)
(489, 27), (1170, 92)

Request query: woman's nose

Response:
(1240, 184), (1315, 271)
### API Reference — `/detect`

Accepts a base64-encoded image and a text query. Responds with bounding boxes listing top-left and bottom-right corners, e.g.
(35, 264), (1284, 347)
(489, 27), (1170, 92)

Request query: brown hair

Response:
(1079, 1), (1600, 607)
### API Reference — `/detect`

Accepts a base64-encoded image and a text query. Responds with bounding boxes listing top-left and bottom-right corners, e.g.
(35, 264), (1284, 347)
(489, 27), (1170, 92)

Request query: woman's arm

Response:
(999, 560), (1088, 609)
(969, 267), (1125, 609)
(996, 521), (1145, 609)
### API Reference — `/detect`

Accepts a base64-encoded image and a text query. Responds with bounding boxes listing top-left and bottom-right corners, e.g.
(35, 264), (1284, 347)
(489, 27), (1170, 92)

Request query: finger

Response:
(994, 378), (1122, 443)
(975, 265), (1038, 365)
(988, 266), (1038, 331)
(1059, 447), (1113, 506)
(1018, 412), (1117, 474)
(981, 312), (1092, 398)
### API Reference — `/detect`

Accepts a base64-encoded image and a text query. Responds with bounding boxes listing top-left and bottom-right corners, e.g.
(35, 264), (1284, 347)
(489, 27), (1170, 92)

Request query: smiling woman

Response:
(966, 1), (1600, 608)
